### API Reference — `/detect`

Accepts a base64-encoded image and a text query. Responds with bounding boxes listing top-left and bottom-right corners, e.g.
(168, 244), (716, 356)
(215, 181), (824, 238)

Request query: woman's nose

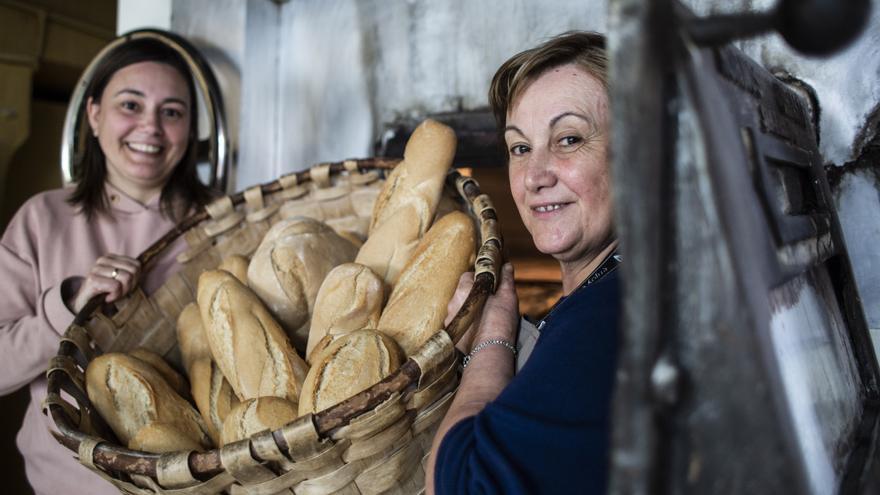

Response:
(138, 108), (162, 134)
(523, 148), (557, 192)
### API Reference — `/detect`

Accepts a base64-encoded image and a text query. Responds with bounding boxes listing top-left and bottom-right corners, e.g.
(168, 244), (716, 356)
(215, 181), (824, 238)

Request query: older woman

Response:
(0, 38), (215, 494)
(428, 31), (619, 494)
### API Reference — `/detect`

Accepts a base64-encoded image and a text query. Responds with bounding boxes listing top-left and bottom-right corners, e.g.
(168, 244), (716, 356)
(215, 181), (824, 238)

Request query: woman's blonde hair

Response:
(488, 31), (607, 134)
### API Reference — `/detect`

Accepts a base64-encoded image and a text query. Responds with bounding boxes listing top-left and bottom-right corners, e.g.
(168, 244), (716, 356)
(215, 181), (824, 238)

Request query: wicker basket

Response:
(44, 158), (501, 495)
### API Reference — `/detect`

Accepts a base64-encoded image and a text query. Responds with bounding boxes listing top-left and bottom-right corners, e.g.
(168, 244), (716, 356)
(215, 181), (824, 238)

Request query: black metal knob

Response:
(686, 0), (871, 57)
(775, 0), (871, 56)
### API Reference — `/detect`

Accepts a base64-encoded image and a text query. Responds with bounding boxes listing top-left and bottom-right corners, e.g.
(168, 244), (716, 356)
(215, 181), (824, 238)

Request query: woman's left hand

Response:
(470, 262), (519, 345)
(70, 254), (141, 313)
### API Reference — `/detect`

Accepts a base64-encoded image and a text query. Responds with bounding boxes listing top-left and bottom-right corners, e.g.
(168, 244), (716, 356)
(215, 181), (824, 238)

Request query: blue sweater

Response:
(435, 269), (620, 494)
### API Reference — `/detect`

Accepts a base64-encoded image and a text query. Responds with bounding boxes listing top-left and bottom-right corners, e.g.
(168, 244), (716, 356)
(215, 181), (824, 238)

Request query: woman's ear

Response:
(86, 96), (100, 137)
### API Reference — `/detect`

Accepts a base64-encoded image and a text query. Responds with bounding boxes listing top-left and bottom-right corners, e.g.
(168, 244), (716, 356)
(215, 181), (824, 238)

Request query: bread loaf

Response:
(197, 269), (309, 404)
(221, 396), (299, 445)
(306, 263), (385, 362)
(129, 422), (207, 453)
(369, 119), (456, 234)
(298, 330), (404, 415)
(128, 348), (190, 400)
(377, 211), (476, 355)
(85, 353), (211, 452)
(176, 302), (211, 374)
(218, 254), (250, 284)
(247, 217), (358, 350)
(355, 119), (456, 285)
(176, 301), (240, 444)
(189, 358), (239, 446)
(334, 229), (364, 249)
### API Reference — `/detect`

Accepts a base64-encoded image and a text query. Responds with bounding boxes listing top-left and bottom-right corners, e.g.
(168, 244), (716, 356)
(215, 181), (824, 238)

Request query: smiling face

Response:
(87, 61), (191, 203)
(506, 63), (613, 269)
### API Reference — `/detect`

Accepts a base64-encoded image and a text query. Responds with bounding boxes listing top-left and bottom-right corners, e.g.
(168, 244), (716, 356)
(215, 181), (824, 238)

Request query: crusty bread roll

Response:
(85, 353), (211, 452)
(218, 254), (250, 284)
(221, 396), (299, 445)
(176, 301), (240, 445)
(128, 348), (190, 400)
(189, 358), (239, 446)
(355, 119), (457, 285)
(305, 263), (385, 362)
(369, 119), (457, 234)
(197, 270), (309, 404)
(129, 422), (207, 453)
(354, 210), (422, 288)
(334, 229), (364, 249)
(247, 217), (358, 350)
(377, 211), (476, 355)
(298, 330), (404, 416)
(176, 302), (211, 374)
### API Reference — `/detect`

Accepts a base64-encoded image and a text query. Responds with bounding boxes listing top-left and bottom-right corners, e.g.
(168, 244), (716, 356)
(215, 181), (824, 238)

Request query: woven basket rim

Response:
(45, 157), (502, 480)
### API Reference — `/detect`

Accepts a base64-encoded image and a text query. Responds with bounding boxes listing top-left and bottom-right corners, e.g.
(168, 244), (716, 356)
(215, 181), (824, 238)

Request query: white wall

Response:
(117, 0), (171, 33)
(264, 0), (608, 188)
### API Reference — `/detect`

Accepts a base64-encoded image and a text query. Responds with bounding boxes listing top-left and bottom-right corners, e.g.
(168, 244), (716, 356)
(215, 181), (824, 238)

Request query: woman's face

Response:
(505, 63), (613, 265)
(87, 61), (191, 202)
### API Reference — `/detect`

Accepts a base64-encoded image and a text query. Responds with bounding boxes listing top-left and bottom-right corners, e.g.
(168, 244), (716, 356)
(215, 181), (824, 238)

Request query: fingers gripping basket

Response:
(44, 158), (502, 495)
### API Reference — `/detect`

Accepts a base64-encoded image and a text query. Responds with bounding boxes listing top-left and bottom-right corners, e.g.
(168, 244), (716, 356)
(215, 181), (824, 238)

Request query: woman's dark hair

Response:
(68, 37), (215, 221)
(488, 31), (607, 138)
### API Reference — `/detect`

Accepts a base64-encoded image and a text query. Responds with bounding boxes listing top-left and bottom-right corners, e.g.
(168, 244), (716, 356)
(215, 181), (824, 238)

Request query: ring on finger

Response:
(111, 268), (119, 280)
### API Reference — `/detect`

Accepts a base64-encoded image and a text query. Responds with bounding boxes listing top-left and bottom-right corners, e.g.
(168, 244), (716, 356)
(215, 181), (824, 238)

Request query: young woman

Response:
(0, 38), (215, 494)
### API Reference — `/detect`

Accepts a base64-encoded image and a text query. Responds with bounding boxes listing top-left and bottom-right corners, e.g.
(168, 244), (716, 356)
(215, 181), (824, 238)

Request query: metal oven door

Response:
(608, 1), (879, 493)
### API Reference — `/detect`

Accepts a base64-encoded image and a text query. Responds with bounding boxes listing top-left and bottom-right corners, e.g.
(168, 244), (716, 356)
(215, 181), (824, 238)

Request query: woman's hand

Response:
(445, 264), (520, 353)
(427, 263), (519, 494)
(471, 263), (519, 344)
(70, 254), (141, 313)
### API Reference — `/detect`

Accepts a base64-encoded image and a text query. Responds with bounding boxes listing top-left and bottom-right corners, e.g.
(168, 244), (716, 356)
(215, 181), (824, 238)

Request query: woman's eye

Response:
(559, 135), (583, 148)
(161, 107), (184, 119)
(509, 144), (531, 156)
(552, 134), (586, 154)
(120, 101), (139, 112)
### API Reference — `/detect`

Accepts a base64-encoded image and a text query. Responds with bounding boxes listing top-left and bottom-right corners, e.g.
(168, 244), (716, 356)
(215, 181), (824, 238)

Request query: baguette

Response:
(128, 348), (190, 400)
(189, 358), (239, 446)
(197, 269), (309, 404)
(176, 302), (211, 374)
(369, 119), (456, 234)
(377, 211), (476, 355)
(177, 302), (240, 445)
(129, 422), (207, 453)
(306, 263), (385, 362)
(355, 119), (456, 285)
(247, 217), (358, 350)
(221, 396), (299, 445)
(218, 254), (250, 284)
(298, 329), (404, 416)
(85, 353), (211, 452)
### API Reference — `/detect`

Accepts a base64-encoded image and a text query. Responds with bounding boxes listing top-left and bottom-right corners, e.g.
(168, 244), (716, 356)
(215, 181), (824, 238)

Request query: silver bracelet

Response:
(462, 339), (517, 369)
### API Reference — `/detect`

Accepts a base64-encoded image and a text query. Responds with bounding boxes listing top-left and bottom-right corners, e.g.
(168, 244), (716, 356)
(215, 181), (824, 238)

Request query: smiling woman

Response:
(86, 61), (192, 203)
(505, 63), (615, 293)
(428, 31), (621, 495)
(0, 38), (216, 495)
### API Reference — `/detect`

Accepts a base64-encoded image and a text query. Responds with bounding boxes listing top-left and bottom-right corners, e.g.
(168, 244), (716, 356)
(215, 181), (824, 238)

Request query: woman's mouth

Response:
(126, 142), (162, 154)
(532, 203), (568, 213)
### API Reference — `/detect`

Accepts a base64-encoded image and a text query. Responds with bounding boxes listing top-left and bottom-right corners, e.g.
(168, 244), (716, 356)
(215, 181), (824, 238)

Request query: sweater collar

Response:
(105, 182), (163, 214)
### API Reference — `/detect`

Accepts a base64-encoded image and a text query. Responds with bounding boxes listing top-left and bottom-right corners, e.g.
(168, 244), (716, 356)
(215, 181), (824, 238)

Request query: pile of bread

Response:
(84, 120), (477, 454)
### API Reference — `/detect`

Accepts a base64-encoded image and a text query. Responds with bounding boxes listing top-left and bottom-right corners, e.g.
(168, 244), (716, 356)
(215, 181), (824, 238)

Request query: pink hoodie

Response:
(0, 183), (187, 495)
